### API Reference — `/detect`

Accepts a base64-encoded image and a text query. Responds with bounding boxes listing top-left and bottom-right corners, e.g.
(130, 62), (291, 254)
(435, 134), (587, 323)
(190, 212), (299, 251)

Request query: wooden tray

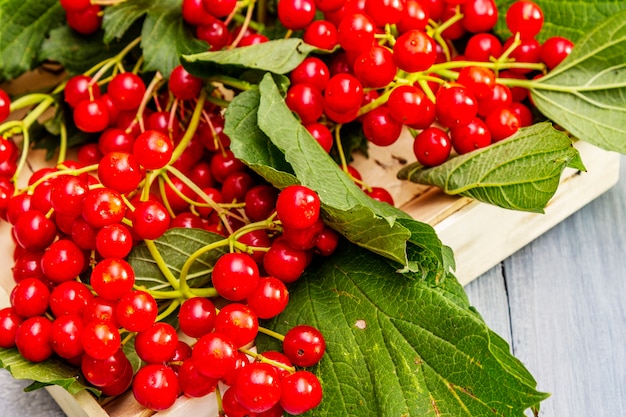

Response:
(0, 135), (620, 416)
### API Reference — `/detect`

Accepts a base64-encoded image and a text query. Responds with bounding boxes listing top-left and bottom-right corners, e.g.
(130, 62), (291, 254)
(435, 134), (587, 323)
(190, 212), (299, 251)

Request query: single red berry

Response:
(202, 0), (237, 17)
(115, 290), (158, 332)
(461, 0), (498, 33)
(283, 324), (326, 367)
(337, 13), (376, 53)
(10, 278), (50, 318)
(0, 308), (23, 348)
(477, 83), (513, 117)
(361, 105), (403, 147)
(49, 280), (94, 317)
(541, 36), (574, 70)
(303, 20), (338, 51)
(197, 17), (231, 51)
(50, 175), (89, 217)
(50, 314), (85, 359)
(234, 362), (282, 413)
(15, 316), (54, 362)
(291, 57), (330, 92)
(91, 258), (135, 300)
(323, 73), (364, 115)
(96, 223), (133, 259)
(285, 83), (324, 125)
(305, 122), (334, 153)
(244, 185), (279, 222)
(132, 364), (179, 411)
(81, 187), (126, 228)
(484, 107), (521, 142)
(353, 45), (397, 89)
(278, 0), (317, 30)
(13, 210), (57, 251)
(182, 0), (215, 25)
(413, 127), (452, 167)
(66, 5), (102, 35)
(192, 332), (238, 379)
(81, 320), (121, 360)
(0, 89), (12, 122)
(450, 117), (492, 154)
(280, 370), (323, 415)
(387, 85), (436, 128)
(178, 358), (220, 398)
(169, 65), (203, 100)
(436, 84), (478, 128)
(247, 277), (289, 319)
(178, 297), (216, 338)
(107, 72), (146, 111)
(506, 0), (544, 39)
(73, 99), (110, 133)
(133, 129), (174, 170)
(464, 33), (503, 62)
(276, 185), (321, 230)
(457, 66), (496, 100)
(132, 200), (171, 240)
(214, 303), (259, 347)
(366, 187), (395, 205)
(393, 30), (436, 73)
(81, 348), (130, 387)
(41, 239), (86, 284)
(263, 238), (311, 284)
(211, 252), (261, 301)
(98, 151), (143, 194)
(135, 322), (179, 363)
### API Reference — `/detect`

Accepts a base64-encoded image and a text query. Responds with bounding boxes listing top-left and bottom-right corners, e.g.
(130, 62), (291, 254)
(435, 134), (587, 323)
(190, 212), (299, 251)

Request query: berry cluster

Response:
(59, 0), (103, 35)
(0, 42), (339, 413)
(276, 0), (573, 168)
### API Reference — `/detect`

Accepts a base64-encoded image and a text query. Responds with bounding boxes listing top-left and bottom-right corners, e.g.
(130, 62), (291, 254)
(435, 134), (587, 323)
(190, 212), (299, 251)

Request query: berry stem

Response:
(257, 325), (285, 342)
(168, 89), (207, 164)
(155, 299), (181, 322)
(240, 348), (296, 373)
(178, 239), (231, 298)
(229, 0), (257, 48)
(143, 239), (181, 290)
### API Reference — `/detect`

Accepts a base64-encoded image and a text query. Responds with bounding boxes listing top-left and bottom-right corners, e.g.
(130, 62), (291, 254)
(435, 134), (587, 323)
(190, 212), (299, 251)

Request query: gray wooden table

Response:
(1, 155), (625, 417)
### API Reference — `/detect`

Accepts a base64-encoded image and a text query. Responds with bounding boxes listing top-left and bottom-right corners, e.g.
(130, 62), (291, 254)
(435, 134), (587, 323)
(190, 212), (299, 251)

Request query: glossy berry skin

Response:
(366, 187), (395, 205)
(10, 278), (50, 318)
(50, 175), (89, 217)
(278, 0), (316, 30)
(387, 85), (436, 128)
(303, 19), (338, 51)
(98, 152), (143, 194)
(132, 364), (179, 411)
(365, 0), (404, 26)
(290, 57), (330, 91)
(506, 0), (544, 39)
(234, 362), (282, 413)
(504, 37), (542, 74)
(263, 238), (310, 284)
(541, 36), (574, 70)
(393, 30), (436, 73)
(81, 348), (130, 387)
(276, 185), (320, 230)
(73, 99), (110, 133)
(362, 105), (403, 147)
(337, 13), (376, 53)
(50, 314), (84, 359)
(450, 117), (492, 154)
(66, 5), (102, 35)
(169, 65), (203, 100)
(49, 280), (94, 317)
(91, 258), (135, 300)
(464, 33), (503, 62)
(82, 188), (126, 229)
(485, 107), (521, 142)
(115, 290), (158, 332)
(41, 239), (86, 284)
(214, 303), (259, 347)
(280, 371), (323, 415)
(192, 332), (238, 379)
(0, 308), (23, 348)
(457, 66), (496, 100)
(15, 316), (54, 362)
(353, 45), (397, 89)
(81, 320), (121, 360)
(202, 0), (237, 17)
(413, 127), (452, 167)
(133, 130), (173, 170)
(244, 185), (279, 222)
(107, 72), (146, 111)
(436, 85), (478, 128)
(96, 223), (133, 259)
(178, 358), (220, 398)
(135, 322), (179, 363)
(461, 0), (497, 33)
(64, 75), (100, 108)
(285, 83), (324, 125)
(0, 89), (11, 122)
(132, 200), (171, 240)
(13, 210), (57, 251)
(283, 324), (326, 367)
(246, 277), (289, 319)
(323, 73), (364, 114)
(305, 122), (333, 153)
(211, 252), (261, 301)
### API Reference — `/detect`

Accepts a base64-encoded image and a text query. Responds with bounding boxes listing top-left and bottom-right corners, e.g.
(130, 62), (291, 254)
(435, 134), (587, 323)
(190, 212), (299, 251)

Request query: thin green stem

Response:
(257, 326), (285, 342)
(57, 121), (68, 164)
(8, 94), (53, 113)
(206, 75), (256, 91)
(134, 287), (184, 299)
(169, 90), (207, 163)
(144, 240), (180, 290)
(178, 239), (230, 297)
(189, 287), (220, 298)
(12, 126), (29, 184)
(239, 348), (296, 373)
(155, 299), (181, 322)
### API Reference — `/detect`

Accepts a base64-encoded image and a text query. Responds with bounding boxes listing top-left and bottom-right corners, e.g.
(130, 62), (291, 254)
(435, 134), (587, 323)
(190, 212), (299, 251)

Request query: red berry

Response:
(81, 320), (121, 360)
(98, 151), (143, 194)
(178, 297), (216, 338)
(115, 290), (158, 332)
(132, 364), (179, 411)
(283, 324), (326, 367)
(276, 185), (321, 230)
(280, 370), (323, 414)
(41, 239), (86, 284)
(278, 0), (317, 30)
(15, 316), (54, 362)
(450, 117), (492, 154)
(506, 0), (543, 39)
(413, 127), (452, 167)
(393, 30), (436, 73)
(10, 278), (50, 318)
(211, 252), (261, 301)
(107, 72), (146, 111)
(74, 99), (110, 133)
(214, 303), (259, 347)
(234, 362), (282, 413)
(541, 36), (574, 70)
(135, 322), (179, 363)
(133, 130), (174, 170)
(247, 277), (289, 319)
(0, 308), (23, 348)
(50, 314), (85, 359)
(192, 332), (238, 379)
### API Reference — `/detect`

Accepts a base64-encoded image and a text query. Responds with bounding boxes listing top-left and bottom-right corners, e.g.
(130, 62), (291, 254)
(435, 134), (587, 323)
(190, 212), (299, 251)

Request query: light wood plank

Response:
(503, 154), (626, 417)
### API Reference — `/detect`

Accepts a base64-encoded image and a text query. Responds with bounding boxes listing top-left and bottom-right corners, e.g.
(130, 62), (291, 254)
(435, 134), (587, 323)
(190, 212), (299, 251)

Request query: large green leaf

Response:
(495, 0), (626, 42)
(40, 25), (139, 76)
(0, 348), (99, 396)
(128, 228), (227, 292)
(257, 240), (548, 417)
(0, 0), (64, 81)
(254, 74), (431, 269)
(398, 123), (583, 212)
(527, 11), (626, 153)
(181, 38), (319, 78)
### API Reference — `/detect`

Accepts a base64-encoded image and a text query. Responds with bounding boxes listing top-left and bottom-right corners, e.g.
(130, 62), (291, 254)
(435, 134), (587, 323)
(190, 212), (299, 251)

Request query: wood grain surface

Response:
(1, 154), (625, 417)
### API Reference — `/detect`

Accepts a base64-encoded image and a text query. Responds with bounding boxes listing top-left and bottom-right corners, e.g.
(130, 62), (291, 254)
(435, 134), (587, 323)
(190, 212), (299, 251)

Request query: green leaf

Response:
(101, 0), (151, 43)
(254, 73), (421, 267)
(397, 123), (582, 213)
(181, 38), (318, 78)
(495, 0), (626, 42)
(527, 11), (626, 153)
(128, 228), (228, 292)
(224, 89), (299, 189)
(0, 348), (98, 396)
(257, 240), (549, 417)
(140, 0), (208, 77)
(39, 25), (139, 76)
(0, 0), (64, 81)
